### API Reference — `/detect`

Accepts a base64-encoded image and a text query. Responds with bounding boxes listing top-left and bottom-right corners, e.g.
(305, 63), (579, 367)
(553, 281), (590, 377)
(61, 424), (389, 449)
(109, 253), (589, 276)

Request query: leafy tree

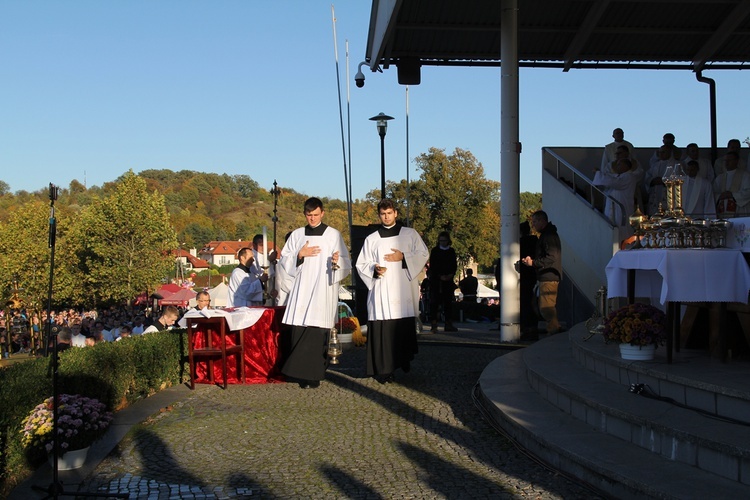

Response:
(0, 180), (10, 196)
(410, 147), (501, 268)
(64, 170), (177, 305)
(520, 192), (542, 223)
(232, 174), (260, 198)
(0, 200), (68, 309)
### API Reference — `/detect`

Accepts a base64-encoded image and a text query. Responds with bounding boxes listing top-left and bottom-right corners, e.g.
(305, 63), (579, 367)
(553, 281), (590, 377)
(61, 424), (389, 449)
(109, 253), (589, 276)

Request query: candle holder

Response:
(628, 208), (647, 249)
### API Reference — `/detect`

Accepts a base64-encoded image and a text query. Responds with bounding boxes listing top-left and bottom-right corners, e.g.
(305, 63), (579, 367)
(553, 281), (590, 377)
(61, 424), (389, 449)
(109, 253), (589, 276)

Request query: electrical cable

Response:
(628, 383), (750, 427)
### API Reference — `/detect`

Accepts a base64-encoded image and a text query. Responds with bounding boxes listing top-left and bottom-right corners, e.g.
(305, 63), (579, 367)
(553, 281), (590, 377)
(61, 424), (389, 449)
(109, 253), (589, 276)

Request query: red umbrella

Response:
(158, 288), (196, 307)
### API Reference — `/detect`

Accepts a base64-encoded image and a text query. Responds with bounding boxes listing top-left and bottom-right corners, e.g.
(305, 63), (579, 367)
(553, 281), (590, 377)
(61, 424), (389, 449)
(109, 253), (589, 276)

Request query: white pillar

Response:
(499, 0), (521, 342)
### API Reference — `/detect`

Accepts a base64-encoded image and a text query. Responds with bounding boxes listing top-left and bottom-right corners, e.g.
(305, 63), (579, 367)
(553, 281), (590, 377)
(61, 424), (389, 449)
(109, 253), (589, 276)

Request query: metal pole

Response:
(379, 131), (386, 199)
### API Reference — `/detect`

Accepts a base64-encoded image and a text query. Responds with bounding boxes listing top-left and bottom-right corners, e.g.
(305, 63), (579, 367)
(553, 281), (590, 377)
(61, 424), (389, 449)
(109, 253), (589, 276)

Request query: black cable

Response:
(629, 383), (750, 427)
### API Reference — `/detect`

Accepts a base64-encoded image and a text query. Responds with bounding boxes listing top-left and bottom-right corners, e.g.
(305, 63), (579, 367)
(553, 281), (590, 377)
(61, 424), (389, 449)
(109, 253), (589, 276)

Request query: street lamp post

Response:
(369, 112), (394, 199)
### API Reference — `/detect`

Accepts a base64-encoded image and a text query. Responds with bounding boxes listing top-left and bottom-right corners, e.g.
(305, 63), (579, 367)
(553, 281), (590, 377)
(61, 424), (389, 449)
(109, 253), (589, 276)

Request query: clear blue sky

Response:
(2, 1), (749, 199)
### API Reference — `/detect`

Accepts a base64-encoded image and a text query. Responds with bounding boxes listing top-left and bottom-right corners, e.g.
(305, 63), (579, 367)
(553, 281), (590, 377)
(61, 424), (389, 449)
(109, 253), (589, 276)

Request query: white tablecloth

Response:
(605, 248), (750, 305)
(725, 217), (750, 251)
(178, 307), (267, 331)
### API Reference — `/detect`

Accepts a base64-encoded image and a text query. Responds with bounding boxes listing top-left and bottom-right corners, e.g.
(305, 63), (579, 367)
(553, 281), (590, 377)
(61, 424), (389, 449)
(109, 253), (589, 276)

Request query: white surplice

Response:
(355, 225), (429, 321)
(280, 224), (351, 329)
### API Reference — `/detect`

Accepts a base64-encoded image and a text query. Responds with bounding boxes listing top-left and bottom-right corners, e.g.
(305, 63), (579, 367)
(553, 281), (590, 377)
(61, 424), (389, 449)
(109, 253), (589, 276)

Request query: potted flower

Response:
(21, 394), (114, 469)
(603, 303), (667, 360)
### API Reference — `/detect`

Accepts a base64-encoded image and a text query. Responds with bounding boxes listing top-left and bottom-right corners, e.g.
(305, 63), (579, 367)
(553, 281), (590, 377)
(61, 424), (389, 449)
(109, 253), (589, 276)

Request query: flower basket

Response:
(338, 316), (365, 346)
(21, 394), (114, 460)
(603, 303), (667, 349)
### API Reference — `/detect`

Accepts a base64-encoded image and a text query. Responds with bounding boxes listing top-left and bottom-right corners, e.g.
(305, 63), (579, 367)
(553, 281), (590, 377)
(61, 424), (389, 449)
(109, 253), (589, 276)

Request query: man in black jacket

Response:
(522, 211), (563, 335)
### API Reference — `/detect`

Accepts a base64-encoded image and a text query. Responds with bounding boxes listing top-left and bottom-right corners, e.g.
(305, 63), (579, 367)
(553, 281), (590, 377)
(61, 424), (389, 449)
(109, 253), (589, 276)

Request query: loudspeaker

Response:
(397, 58), (421, 85)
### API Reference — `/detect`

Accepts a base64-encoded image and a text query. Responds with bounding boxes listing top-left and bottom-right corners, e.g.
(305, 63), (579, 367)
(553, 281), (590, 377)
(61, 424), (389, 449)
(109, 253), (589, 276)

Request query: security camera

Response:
(355, 61), (367, 88)
(355, 70), (365, 88)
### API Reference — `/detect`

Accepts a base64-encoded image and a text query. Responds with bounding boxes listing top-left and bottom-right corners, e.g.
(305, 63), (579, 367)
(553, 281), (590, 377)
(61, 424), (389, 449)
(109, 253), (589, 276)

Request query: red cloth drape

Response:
(191, 307), (286, 384)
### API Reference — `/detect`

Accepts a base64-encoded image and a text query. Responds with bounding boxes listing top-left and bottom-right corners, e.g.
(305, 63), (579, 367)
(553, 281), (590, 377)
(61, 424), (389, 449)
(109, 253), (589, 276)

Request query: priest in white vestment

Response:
(713, 152), (750, 218)
(600, 128), (635, 174)
(279, 197), (351, 388)
(682, 160), (716, 219)
(593, 158), (642, 239)
(356, 199), (429, 384)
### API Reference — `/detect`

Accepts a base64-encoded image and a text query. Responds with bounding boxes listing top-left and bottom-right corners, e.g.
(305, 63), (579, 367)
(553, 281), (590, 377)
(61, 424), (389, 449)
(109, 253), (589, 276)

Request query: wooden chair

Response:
(187, 316), (244, 389)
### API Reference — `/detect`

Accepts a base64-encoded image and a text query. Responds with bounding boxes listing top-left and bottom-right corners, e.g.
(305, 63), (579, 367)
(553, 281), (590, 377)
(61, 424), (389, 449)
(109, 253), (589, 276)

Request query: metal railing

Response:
(541, 147), (624, 226)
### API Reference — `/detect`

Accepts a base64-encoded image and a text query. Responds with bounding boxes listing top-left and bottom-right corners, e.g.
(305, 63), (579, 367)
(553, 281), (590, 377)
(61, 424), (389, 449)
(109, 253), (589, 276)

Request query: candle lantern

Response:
(327, 327), (342, 364)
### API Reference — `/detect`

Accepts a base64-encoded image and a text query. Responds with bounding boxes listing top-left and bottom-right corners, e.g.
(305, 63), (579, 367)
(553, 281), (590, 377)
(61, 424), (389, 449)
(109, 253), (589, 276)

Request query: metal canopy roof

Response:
(365, 0), (750, 73)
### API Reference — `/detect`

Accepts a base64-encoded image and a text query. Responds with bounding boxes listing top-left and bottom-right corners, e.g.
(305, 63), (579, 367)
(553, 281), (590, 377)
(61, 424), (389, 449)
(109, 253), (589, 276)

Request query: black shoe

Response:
(375, 374), (394, 384)
(298, 381), (309, 389)
(308, 380), (320, 389)
(444, 325), (458, 332)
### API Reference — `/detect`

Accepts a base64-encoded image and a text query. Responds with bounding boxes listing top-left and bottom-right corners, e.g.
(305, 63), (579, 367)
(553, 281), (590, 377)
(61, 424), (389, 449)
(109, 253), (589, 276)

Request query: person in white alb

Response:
(682, 160), (716, 219)
(713, 151), (750, 217)
(279, 197), (352, 389)
(227, 248), (267, 307)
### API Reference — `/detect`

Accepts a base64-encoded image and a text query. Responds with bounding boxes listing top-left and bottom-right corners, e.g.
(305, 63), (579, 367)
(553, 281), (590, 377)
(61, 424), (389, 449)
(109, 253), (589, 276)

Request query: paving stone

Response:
(67, 325), (603, 499)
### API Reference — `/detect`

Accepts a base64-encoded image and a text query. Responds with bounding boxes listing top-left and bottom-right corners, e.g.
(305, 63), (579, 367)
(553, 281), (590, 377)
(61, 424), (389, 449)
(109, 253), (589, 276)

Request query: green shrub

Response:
(0, 329), (188, 497)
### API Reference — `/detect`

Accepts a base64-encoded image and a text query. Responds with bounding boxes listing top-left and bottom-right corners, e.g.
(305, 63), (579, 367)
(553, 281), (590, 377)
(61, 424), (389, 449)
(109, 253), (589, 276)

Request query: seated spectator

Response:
(682, 160), (716, 219)
(713, 151), (750, 217)
(56, 327), (72, 353)
(115, 324), (132, 341)
(143, 306), (180, 333)
(131, 315), (146, 335)
(714, 139), (746, 177)
(85, 331), (103, 347)
(194, 291), (211, 311)
(70, 321), (87, 347)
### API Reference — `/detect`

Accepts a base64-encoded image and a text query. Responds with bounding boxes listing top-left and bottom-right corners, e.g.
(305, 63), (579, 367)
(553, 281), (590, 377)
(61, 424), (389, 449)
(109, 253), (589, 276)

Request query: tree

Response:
(0, 200), (67, 309)
(411, 147), (501, 268)
(0, 180), (10, 196)
(520, 192), (542, 222)
(64, 170), (177, 305)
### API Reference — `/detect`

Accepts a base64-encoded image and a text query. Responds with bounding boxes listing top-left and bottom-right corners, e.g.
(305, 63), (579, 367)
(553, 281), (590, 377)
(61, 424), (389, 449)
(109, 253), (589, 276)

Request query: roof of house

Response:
(198, 240), (277, 257)
(174, 248), (210, 269)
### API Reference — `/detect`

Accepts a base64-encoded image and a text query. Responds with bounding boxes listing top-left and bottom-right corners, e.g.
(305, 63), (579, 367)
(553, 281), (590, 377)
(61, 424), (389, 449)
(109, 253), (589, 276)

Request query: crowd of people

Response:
(594, 129), (750, 237)
(0, 303), (178, 355)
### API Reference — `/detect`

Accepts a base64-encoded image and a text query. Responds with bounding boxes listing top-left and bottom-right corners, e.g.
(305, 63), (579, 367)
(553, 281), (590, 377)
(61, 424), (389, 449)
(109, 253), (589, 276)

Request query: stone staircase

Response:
(476, 324), (750, 499)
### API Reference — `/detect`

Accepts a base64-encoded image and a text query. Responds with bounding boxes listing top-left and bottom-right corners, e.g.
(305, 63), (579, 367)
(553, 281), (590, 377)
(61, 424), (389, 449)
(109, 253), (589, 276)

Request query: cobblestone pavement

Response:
(73, 327), (602, 499)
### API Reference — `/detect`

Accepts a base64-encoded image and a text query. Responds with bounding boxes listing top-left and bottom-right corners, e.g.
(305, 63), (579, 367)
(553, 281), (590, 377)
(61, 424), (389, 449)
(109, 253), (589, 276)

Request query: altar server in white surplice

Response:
(356, 199), (429, 384)
(682, 160), (716, 219)
(280, 197), (351, 389)
(713, 151), (750, 218)
(594, 158), (642, 238)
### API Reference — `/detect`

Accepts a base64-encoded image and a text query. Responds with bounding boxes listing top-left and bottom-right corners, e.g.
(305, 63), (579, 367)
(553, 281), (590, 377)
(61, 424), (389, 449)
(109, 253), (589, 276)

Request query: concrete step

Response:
(570, 328), (750, 426)
(476, 329), (750, 498)
(526, 332), (750, 483)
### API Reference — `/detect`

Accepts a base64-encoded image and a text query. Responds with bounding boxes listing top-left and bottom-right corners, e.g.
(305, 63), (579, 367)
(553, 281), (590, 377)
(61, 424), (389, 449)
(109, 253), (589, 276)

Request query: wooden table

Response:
(182, 307), (286, 384)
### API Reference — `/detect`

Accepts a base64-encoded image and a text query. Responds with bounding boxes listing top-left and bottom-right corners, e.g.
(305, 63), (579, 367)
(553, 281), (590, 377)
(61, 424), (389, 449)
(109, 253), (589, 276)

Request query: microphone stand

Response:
(34, 184), (126, 499)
